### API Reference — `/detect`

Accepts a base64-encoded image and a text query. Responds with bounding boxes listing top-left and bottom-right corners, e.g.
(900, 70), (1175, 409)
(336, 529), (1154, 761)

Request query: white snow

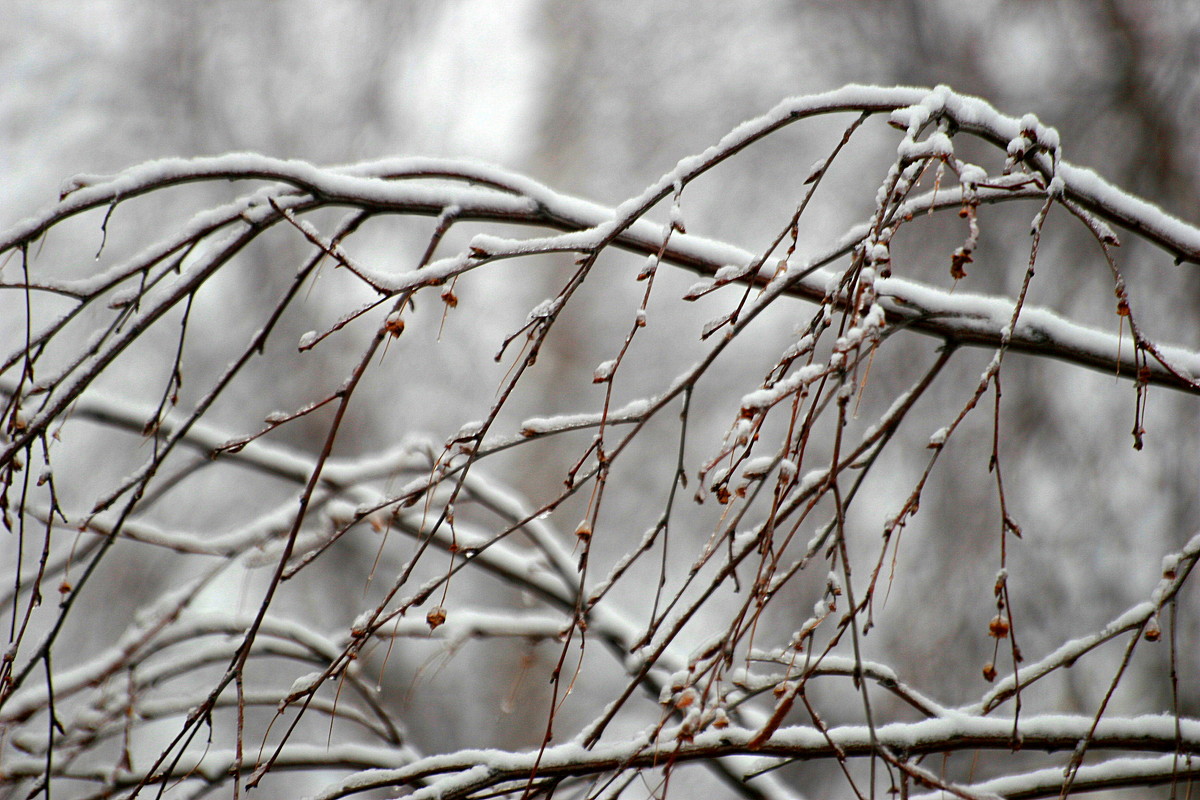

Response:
(740, 364), (825, 411)
(741, 455), (776, 479)
(958, 162), (988, 185)
(526, 297), (559, 321)
(592, 359), (616, 383)
(287, 671), (325, 697)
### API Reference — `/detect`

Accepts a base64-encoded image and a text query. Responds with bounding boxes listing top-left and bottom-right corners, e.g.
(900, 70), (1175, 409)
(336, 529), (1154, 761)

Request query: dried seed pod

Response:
(426, 607), (447, 631)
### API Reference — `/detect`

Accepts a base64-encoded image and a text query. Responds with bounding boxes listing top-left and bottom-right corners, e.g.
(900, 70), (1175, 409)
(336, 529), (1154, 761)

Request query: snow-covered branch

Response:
(3, 85), (1199, 800)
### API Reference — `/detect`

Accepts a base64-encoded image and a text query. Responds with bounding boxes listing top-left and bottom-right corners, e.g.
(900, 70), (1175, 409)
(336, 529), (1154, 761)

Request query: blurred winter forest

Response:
(4, 2), (1200, 799)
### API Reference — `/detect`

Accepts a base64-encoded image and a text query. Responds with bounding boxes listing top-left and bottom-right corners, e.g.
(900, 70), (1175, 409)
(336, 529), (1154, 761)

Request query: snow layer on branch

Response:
(310, 713), (1200, 800)
(519, 397), (652, 436)
(2, 153), (540, 256)
(8, 87), (1199, 268)
(740, 364), (825, 410)
(875, 273), (1200, 379)
(911, 754), (1197, 800)
(1056, 160), (1200, 257)
(571, 187), (1200, 392)
(1, 611), (334, 724)
(741, 455), (777, 479)
(972, 530), (1200, 715)
(377, 609), (567, 644)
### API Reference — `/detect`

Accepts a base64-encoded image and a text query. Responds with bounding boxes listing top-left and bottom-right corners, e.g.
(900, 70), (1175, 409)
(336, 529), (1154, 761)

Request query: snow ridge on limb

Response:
(5, 132), (1198, 399)
(308, 715), (1200, 800)
(7, 86), (1198, 263)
